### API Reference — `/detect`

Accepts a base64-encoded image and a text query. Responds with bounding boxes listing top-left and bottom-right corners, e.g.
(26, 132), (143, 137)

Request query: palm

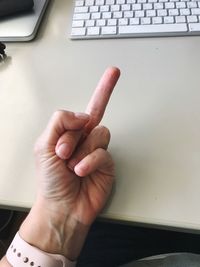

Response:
(72, 170), (114, 225)
(39, 146), (114, 226)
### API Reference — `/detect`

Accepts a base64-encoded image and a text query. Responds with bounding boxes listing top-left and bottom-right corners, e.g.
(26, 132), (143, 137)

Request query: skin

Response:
(0, 66), (120, 266)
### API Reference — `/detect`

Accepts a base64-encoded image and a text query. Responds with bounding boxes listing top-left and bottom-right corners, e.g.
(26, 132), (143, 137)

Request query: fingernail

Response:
(75, 112), (89, 120)
(74, 163), (86, 177)
(56, 143), (70, 159)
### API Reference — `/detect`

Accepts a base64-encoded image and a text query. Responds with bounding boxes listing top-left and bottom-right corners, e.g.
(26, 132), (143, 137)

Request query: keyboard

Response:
(70, 0), (200, 39)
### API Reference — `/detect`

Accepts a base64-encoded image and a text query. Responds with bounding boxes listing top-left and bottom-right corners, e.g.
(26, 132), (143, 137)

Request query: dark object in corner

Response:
(0, 42), (6, 56)
(0, 209), (13, 238)
(0, 0), (34, 18)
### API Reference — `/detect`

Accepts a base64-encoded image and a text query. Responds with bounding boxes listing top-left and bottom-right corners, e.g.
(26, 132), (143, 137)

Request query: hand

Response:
(19, 67), (120, 260)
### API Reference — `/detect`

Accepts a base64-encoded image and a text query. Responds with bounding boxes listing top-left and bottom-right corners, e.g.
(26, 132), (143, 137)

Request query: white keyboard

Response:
(70, 0), (200, 39)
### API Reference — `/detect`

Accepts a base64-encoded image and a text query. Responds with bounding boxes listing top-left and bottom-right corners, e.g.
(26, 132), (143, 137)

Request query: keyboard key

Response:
(146, 9), (156, 16)
(187, 15), (198, 22)
(141, 17), (151, 23)
(159, 0), (168, 3)
(75, 0), (84, 6)
(176, 1), (186, 8)
(132, 4), (142, 10)
(85, 19), (95, 26)
(175, 15), (186, 22)
(152, 16), (163, 23)
(124, 11), (134, 17)
(119, 18), (129, 24)
(113, 11), (123, 17)
(90, 6), (99, 12)
(154, 3), (164, 9)
(135, 10), (145, 16)
(148, 0), (157, 3)
(85, 0), (95, 5)
(130, 17), (140, 24)
(122, 4), (131, 10)
(138, 0), (147, 3)
(102, 11), (112, 18)
(191, 8), (200, 15)
(168, 8), (179, 15)
(73, 13), (90, 20)
(74, 6), (89, 13)
(72, 20), (84, 27)
(164, 16), (174, 23)
(189, 22), (200, 31)
(116, 0), (125, 4)
(180, 8), (190, 15)
(100, 5), (110, 11)
(97, 19), (106, 25)
(127, 0), (136, 3)
(102, 26), (117, 34)
(87, 26), (100, 34)
(126, 0), (136, 4)
(91, 12), (101, 18)
(95, 0), (104, 5)
(118, 23), (187, 33)
(143, 3), (153, 9)
(157, 9), (167, 16)
(165, 2), (175, 8)
(187, 1), (197, 8)
(71, 27), (86, 35)
(111, 4), (120, 11)
(108, 18), (117, 25)
(105, 0), (115, 4)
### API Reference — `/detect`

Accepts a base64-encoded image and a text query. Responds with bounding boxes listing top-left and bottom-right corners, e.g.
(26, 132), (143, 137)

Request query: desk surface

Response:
(1, 0), (200, 232)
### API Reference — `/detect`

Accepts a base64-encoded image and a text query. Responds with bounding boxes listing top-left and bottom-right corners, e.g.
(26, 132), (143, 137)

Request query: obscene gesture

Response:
(20, 67), (120, 261)
(34, 67), (120, 226)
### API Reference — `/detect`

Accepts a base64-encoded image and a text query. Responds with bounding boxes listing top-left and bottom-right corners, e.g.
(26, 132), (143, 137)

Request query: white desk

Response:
(1, 0), (200, 232)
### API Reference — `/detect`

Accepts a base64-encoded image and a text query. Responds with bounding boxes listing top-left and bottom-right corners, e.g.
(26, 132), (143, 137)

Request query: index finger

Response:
(85, 66), (120, 133)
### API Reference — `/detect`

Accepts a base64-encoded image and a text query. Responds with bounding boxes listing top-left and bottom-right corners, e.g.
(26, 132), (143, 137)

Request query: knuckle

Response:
(52, 109), (73, 121)
(52, 110), (65, 121)
(61, 132), (76, 147)
(96, 125), (111, 142)
(97, 147), (105, 155)
(96, 147), (108, 158)
(96, 148), (114, 170)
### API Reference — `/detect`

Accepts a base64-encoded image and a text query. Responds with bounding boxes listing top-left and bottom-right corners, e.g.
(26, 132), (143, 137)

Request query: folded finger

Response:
(74, 148), (113, 177)
(67, 125), (110, 170)
(55, 130), (83, 160)
(44, 110), (89, 145)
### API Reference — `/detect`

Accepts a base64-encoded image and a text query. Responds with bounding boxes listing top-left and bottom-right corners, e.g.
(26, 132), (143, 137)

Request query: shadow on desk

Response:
(78, 220), (200, 267)
(0, 209), (27, 259)
(0, 55), (12, 71)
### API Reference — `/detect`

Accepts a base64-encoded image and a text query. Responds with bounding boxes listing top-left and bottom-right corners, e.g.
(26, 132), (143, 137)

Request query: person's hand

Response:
(19, 67), (120, 261)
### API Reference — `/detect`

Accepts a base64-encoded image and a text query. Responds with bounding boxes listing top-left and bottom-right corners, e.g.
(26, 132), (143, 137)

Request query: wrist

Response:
(19, 200), (89, 261)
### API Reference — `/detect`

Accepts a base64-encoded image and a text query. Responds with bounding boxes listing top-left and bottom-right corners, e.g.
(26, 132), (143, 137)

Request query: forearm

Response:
(19, 203), (90, 260)
(0, 200), (90, 266)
